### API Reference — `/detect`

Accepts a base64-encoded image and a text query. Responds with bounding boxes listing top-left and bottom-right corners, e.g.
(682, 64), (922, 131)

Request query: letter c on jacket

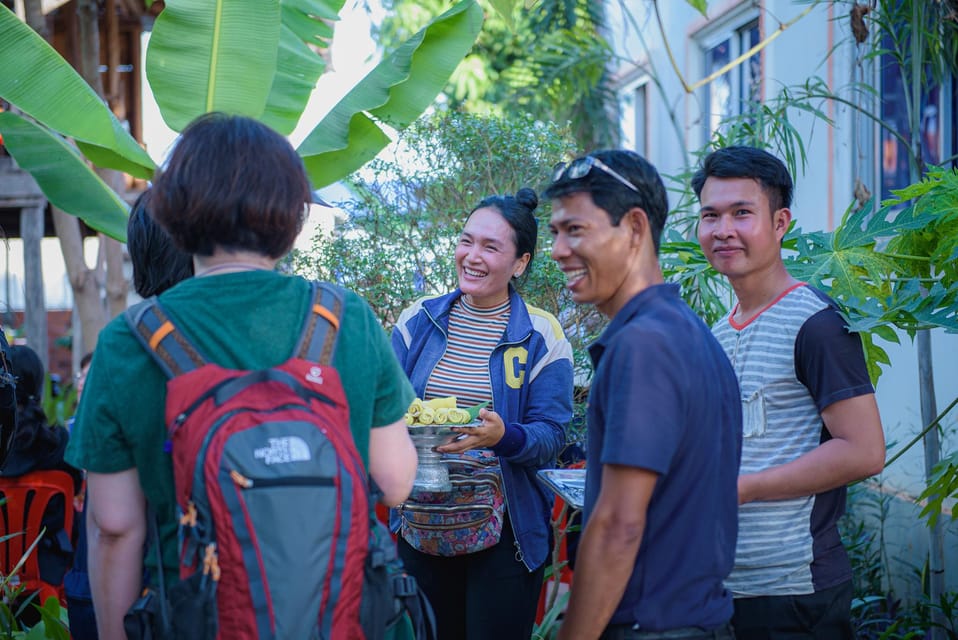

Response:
(504, 346), (528, 389)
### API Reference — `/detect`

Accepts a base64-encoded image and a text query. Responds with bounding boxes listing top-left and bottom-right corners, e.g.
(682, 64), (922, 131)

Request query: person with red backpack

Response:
(65, 113), (418, 640)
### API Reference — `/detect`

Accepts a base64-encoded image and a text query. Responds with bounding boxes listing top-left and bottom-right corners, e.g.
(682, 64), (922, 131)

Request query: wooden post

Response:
(20, 205), (48, 372)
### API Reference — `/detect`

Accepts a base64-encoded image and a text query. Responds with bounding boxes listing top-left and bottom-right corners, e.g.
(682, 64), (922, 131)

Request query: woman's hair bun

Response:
(515, 187), (539, 212)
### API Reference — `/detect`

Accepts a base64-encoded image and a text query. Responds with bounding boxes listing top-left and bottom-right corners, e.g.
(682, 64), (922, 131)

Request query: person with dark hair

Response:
(2, 345), (82, 487)
(126, 189), (194, 298)
(65, 113), (418, 639)
(693, 146), (885, 640)
(391, 187), (574, 640)
(0, 345), (83, 613)
(545, 150), (741, 640)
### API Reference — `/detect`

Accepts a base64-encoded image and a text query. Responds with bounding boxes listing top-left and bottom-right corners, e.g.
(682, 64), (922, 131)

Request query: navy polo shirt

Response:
(584, 284), (742, 631)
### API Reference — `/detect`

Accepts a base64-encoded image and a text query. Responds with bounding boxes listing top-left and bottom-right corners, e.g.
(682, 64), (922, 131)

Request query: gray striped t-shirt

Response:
(713, 283), (872, 597)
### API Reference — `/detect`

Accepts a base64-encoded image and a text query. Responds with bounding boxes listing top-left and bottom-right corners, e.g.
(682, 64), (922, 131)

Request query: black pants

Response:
(732, 580), (854, 640)
(398, 515), (544, 640)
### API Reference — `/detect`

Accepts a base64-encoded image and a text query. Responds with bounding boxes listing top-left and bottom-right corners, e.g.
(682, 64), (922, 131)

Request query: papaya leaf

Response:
(835, 199), (936, 250)
(859, 330), (892, 385)
(870, 323), (901, 345)
(146, 0), (282, 132)
(787, 237), (896, 304)
(0, 112), (129, 241)
(883, 167), (956, 206)
(0, 5), (155, 178)
(297, 0), (483, 189)
(918, 453), (958, 528)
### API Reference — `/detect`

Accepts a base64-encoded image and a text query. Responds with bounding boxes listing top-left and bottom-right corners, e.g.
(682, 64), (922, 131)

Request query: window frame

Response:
(695, 8), (763, 145)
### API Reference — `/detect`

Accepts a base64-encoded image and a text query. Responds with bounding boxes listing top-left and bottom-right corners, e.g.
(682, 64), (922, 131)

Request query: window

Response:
(878, 33), (943, 200)
(619, 78), (649, 157)
(702, 20), (761, 141)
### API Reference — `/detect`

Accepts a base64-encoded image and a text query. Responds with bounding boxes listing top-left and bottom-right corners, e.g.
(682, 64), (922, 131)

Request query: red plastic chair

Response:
(0, 469), (76, 605)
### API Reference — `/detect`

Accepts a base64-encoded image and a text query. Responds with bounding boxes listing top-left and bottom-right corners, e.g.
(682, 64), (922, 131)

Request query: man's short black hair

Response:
(543, 149), (669, 253)
(691, 146), (793, 212)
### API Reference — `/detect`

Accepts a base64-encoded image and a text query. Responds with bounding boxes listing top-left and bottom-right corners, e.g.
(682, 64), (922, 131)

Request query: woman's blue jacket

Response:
(391, 287), (574, 571)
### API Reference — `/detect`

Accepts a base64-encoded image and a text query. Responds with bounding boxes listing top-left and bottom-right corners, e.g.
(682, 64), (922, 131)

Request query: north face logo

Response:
(253, 436), (312, 465)
(306, 366), (324, 385)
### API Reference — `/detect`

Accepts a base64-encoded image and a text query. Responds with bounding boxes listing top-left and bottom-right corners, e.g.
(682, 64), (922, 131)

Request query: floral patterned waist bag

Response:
(398, 451), (505, 556)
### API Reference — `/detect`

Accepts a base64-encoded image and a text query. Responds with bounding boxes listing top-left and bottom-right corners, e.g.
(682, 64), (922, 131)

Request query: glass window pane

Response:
(705, 39), (732, 136)
(634, 84), (647, 156)
(880, 33), (940, 200)
(741, 23), (761, 107)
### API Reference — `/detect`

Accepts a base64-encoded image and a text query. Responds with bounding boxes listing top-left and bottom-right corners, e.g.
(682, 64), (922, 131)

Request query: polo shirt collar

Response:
(588, 283), (680, 366)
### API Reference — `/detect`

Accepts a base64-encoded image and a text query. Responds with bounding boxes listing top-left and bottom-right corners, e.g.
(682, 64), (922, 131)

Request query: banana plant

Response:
(0, 0), (482, 241)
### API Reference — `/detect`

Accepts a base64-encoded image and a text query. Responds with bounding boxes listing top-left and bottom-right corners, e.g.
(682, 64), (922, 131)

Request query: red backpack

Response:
(125, 282), (370, 639)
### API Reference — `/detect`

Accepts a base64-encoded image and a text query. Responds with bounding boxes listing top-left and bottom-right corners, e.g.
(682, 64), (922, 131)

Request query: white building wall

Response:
(608, 0), (957, 597)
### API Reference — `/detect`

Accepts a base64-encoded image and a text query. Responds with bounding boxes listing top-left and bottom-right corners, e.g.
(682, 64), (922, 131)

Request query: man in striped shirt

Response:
(693, 146), (886, 640)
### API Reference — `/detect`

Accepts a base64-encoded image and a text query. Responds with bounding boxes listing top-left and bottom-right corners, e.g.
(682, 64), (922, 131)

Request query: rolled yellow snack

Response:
(404, 413), (415, 426)
(425, 396), (457, 410)
(408, 398), (423, 418)
(447, 408), (470, 424)
(418, 407), (435, 425)
(434, 408), (449, 424)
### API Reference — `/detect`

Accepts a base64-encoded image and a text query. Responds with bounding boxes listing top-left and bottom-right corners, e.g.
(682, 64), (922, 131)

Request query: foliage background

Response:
(290, 110), (599, 443)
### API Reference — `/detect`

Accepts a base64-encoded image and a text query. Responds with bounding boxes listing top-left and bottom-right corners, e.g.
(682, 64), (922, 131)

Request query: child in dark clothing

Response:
(0, 344), (83, 623)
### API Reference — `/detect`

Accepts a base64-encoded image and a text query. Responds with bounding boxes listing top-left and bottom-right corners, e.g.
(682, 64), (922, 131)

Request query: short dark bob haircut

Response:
(150, 113), (311, 259)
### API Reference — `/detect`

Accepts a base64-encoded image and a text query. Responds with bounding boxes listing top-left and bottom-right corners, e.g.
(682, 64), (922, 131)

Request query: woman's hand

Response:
(436, 407), (505, 453)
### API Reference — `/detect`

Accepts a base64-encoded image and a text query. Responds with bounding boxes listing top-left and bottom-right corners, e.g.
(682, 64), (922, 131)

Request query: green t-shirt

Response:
(65, 270), (414, 583)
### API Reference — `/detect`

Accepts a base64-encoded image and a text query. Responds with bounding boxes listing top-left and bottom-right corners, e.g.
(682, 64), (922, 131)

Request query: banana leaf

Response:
(465, 401), (489, 421)
(0, 5), (155, 179)
(0, 112), (129, 241)
(297, 0), (483, 189)
(145, 0), (282, 132)
(261, 0), (347, 135)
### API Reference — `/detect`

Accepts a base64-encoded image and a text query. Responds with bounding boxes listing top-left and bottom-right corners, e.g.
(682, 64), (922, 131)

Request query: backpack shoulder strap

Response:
(294, 282), (344, 366)
(124, 298), (208, 379)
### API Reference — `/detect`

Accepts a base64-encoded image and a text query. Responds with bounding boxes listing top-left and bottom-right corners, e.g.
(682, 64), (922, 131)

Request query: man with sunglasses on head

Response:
(546, 150), (742, 640)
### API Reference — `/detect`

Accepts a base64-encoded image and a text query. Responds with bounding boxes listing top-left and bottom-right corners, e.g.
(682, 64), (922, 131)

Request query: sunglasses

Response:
(552, 156), (639, 193)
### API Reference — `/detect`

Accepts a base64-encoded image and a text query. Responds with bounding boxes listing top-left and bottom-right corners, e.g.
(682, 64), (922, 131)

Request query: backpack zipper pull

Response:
(180, 501), (198, 528)
(230, 469), (254, 488)
(200, 543), (221, 589)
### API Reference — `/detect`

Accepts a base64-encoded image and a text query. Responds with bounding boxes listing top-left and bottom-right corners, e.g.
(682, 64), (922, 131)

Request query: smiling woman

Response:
(390, 188), (575, 640)
(454, 190), (536, 308)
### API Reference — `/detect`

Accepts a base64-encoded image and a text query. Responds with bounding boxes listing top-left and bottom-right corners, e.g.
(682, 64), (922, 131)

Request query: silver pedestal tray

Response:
(407, 422), (479, 492)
